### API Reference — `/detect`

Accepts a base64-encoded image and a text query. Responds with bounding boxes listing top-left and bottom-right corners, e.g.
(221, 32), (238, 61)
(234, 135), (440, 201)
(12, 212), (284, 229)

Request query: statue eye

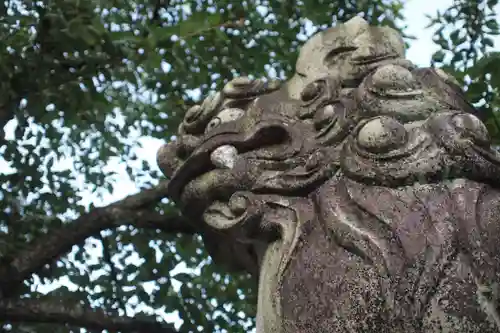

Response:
(205, 117), (222, 133)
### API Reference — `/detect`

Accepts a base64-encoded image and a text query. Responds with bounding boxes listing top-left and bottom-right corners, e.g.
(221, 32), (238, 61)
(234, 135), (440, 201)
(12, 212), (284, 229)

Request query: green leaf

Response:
(67, 18), (84, 37)
(449, 30), (460, 44)
(432, 50), (446, 63)
(156, 12), (223, 41)
(484, 37), (494, 48)
(486, 19), (499, 31)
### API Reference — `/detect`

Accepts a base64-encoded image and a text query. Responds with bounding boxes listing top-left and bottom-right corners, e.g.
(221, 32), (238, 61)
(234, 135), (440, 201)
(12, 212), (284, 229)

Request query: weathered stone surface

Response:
(157, 16), (500, 333)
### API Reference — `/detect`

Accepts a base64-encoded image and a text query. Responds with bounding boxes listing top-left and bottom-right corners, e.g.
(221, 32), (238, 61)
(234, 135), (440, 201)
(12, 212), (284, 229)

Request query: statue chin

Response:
(157, 16), (500, 333)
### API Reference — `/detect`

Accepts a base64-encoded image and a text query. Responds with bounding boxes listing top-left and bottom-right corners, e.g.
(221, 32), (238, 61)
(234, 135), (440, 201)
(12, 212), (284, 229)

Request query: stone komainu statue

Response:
(157, 17), (500, 332)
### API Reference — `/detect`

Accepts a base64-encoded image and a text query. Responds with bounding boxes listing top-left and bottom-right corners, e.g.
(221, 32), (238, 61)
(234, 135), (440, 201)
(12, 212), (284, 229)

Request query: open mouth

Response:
(167, 122), (293, 202)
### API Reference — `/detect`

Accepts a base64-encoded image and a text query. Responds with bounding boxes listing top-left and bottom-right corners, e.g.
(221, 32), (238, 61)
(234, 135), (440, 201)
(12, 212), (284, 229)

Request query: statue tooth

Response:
(210, 145), (239, 169)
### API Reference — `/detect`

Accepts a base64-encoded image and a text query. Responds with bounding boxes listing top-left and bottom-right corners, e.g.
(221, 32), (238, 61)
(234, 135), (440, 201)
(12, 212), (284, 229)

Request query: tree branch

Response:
(0, 298), (178, 333)
(0, 181), (197, 296)
(98, 233), (127, 314)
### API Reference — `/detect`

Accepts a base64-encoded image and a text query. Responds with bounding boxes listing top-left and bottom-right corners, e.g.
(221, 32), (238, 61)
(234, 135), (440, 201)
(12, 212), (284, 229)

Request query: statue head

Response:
(157, 17), (500, 273)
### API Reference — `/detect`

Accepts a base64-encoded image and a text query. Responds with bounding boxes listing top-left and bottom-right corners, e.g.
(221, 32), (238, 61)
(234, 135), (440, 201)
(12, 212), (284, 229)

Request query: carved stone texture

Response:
(157, 16), (500, 333)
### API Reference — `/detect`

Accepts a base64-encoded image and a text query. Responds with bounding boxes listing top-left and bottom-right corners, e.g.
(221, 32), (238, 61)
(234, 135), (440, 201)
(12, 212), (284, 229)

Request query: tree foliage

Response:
(0, 0), (498, 332)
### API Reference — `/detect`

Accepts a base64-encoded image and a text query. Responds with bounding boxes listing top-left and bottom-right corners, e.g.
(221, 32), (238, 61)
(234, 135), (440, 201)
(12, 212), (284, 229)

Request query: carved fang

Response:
(210, 145), (239, 169)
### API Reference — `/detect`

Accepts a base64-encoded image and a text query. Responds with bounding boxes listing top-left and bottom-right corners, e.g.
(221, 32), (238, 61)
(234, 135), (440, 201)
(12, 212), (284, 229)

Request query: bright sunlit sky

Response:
(2, 0), (500, 330)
